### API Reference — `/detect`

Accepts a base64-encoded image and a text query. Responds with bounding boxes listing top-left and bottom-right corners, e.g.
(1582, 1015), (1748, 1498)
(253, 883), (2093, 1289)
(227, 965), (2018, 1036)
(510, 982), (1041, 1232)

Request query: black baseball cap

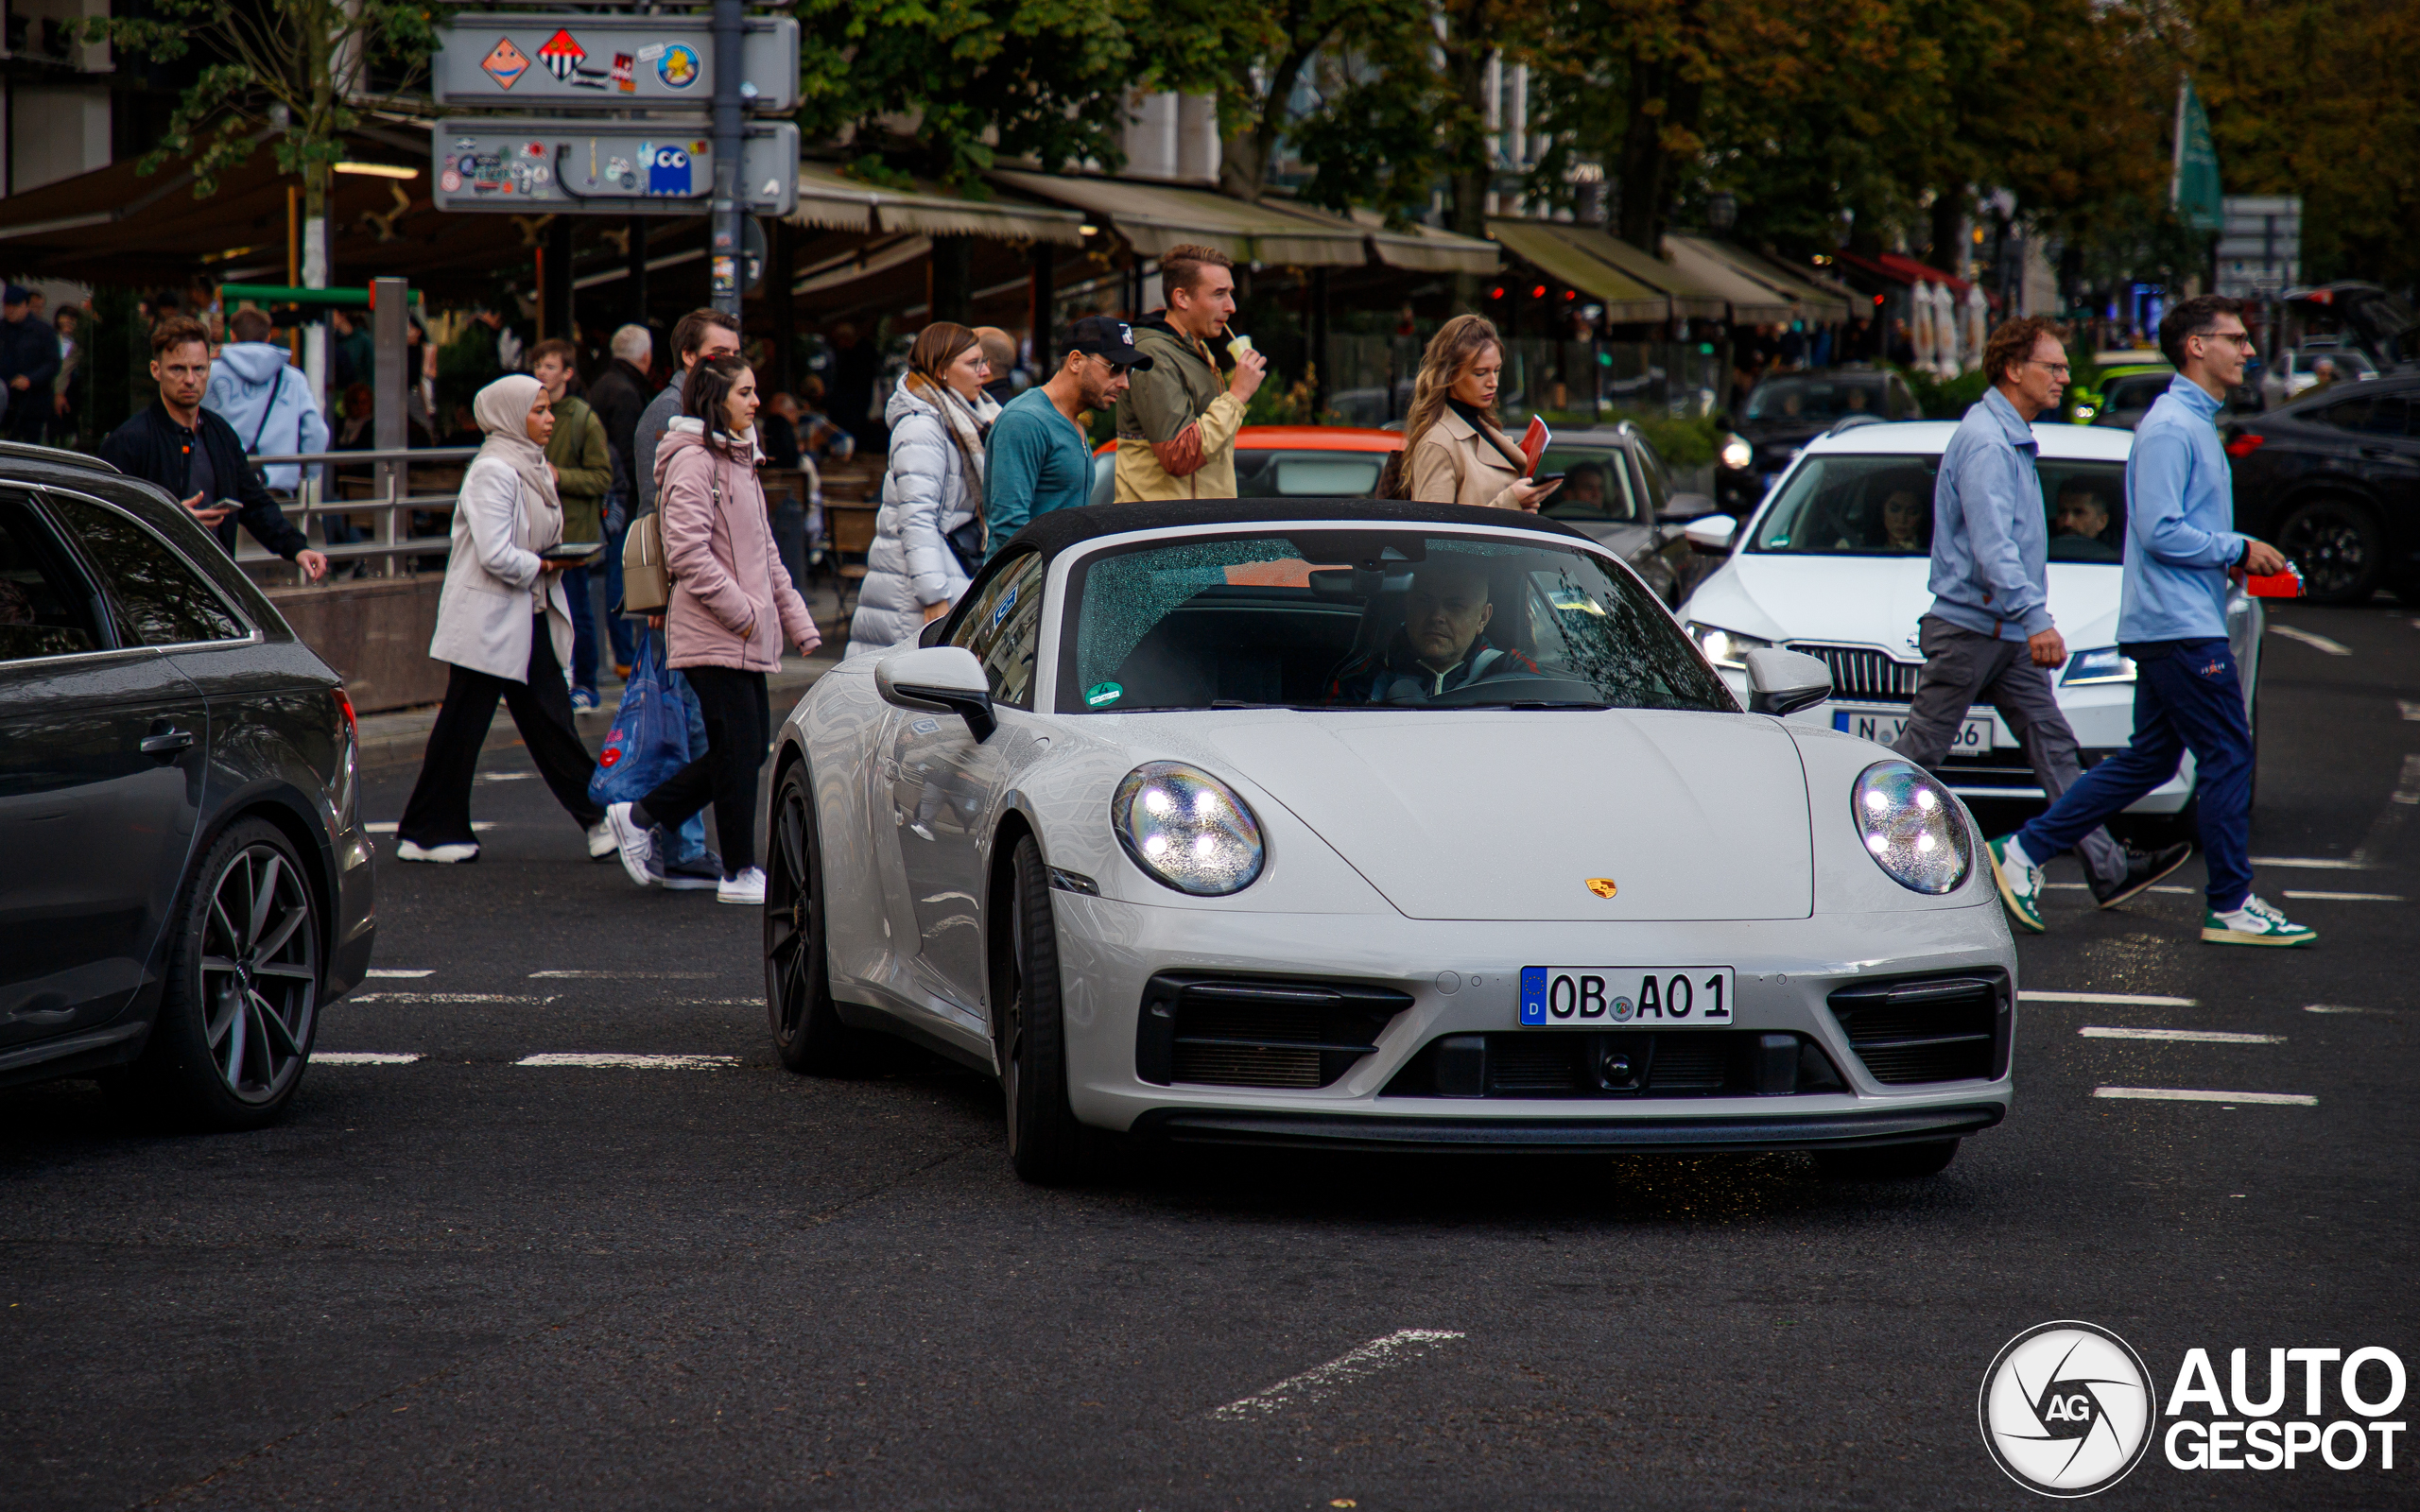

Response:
(1066, 315), (1153, 370)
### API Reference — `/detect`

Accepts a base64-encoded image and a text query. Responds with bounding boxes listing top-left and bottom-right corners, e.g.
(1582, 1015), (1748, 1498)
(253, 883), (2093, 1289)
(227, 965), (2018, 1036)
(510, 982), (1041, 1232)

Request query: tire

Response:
(1814, 1139), (1959, 1179)
(2275, 496), (2383, 604)
(127, 817), (321, 1130)
(765, 761), (860, 1074)
(994, 833), (1098, 1184)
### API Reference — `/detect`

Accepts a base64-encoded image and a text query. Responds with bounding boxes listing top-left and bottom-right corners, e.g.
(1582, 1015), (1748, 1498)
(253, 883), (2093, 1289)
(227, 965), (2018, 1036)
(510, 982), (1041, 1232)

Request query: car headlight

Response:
(1852, 760), (1972, 895)
(1112, 762), (1265, 896)
(1719, 433), (1754, 472)
(1685, 621), (1771, 670)
(2061, 646), (2135, 685)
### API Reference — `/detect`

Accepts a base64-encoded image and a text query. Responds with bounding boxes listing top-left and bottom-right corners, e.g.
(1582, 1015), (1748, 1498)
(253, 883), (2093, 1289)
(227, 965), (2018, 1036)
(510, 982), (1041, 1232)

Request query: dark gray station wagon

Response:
(0, 443), (374, 1127)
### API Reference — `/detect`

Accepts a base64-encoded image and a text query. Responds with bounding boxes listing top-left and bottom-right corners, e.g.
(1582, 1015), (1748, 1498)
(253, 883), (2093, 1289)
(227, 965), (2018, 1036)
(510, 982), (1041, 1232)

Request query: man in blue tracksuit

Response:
(1987, 296), (2313, 947)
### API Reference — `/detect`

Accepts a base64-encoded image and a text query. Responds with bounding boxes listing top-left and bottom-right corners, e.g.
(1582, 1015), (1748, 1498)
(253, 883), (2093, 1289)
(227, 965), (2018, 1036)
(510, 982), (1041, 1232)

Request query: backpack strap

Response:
(248, 367), (286, 455)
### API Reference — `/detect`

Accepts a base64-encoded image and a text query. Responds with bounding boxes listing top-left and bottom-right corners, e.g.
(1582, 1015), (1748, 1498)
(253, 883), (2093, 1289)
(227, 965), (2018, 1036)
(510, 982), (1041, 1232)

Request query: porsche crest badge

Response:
(1584, 878), (1618, 899)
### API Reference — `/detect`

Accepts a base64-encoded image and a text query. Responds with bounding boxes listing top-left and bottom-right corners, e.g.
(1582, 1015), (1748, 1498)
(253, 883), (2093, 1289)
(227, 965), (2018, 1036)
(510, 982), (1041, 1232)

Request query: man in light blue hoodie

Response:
(205, 308), (332, 493)
(1988, 296), (2312, 948)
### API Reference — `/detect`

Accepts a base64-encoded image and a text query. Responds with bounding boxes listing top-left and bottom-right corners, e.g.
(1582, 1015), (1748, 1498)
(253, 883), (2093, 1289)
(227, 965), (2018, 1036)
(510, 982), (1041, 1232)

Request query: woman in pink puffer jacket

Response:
(603, 354), (819, 904)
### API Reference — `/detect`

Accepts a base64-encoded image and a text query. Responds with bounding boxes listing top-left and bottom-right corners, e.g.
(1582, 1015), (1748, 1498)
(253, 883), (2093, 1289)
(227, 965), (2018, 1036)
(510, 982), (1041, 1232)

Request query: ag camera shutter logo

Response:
(1979, 1321), (2155, 1497)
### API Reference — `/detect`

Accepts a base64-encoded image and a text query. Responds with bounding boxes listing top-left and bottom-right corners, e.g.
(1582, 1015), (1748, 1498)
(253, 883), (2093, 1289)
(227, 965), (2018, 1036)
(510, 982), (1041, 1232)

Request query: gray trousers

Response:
(1892, 614), (2127, 887)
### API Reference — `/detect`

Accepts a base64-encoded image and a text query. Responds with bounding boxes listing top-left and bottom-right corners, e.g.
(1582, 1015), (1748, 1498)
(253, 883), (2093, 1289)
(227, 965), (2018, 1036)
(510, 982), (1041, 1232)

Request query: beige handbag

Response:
(622, 510), (669, 612)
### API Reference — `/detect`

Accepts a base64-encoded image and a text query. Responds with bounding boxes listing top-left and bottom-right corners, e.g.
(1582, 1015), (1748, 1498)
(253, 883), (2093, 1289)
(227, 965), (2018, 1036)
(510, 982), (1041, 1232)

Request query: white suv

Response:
(1675, 421), (2262, 817)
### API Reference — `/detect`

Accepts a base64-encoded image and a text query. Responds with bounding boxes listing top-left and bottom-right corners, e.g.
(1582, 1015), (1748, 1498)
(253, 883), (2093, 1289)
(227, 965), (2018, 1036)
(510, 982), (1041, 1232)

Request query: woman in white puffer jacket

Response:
(845, 322), (994, 658)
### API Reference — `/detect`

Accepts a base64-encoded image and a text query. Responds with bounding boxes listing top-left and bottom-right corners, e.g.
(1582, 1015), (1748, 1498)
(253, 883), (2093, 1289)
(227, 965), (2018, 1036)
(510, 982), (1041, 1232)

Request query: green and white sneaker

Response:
(1988, 835), (2046, 934)
(2202, 895), (2318, 947)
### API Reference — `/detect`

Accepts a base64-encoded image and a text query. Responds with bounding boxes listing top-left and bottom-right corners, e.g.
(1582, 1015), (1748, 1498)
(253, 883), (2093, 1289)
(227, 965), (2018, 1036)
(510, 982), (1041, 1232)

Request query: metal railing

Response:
(229, 445), (478, 582)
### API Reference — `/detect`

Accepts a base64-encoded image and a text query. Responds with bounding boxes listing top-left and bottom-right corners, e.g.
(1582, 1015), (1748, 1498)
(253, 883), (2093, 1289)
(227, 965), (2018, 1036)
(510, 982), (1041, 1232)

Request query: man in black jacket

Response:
(0, 284), (60, 442)
(98, 316), (327, 579)
(586, 323), (654, 485)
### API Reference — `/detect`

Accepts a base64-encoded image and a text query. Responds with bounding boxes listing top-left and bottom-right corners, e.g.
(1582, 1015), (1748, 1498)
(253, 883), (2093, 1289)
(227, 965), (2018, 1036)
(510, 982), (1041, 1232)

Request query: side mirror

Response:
(1683, 513), (1738, 553)
(1657, 490), (1718, 524)
(1743, 647), (1832, 717)
(875, 645), (996, 741)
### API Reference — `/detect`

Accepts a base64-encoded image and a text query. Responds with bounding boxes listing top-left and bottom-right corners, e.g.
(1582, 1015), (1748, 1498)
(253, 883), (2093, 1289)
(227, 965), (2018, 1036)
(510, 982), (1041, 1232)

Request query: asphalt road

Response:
(3, 601), (2413, 1510)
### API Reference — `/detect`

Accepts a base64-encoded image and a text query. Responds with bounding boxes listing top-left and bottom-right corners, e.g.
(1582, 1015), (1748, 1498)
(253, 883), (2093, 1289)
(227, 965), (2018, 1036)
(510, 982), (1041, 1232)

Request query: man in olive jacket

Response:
(530, 338), (612, 703)
(1114, 244), (1267, 501)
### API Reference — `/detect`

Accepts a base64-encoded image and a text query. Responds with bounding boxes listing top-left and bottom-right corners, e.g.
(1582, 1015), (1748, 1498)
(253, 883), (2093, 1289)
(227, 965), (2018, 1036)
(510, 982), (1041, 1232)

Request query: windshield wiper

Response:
(1468, 699), (1614, 711)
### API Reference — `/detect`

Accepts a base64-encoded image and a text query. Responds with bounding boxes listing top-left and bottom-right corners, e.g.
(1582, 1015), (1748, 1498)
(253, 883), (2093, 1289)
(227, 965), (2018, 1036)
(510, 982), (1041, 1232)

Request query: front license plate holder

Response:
(1832, 705), (1995, 753)
(1518, 967), (1736, 1027)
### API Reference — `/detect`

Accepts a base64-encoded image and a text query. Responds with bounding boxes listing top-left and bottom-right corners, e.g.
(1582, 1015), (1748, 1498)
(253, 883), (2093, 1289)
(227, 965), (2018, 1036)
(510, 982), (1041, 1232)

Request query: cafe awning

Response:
(1485, 219), (1670, 322)
(1659, 236), (1797, 324)
(1669, 235), (1851, 322)
(990, 171), (1369, 266)
(787, 162), (1084, 244)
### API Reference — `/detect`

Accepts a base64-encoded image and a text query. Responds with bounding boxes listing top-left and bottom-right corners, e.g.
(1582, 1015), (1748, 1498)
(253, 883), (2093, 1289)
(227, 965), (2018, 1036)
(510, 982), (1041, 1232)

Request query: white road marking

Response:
(514, 1053), (739, 1070)
(2400, 700), (2420, 722)
(353, 993), (555, 1005)
(2250, 856), (2371, 869)
(476, 771), (538, 782)
(2281, 890), (2406, 902)
(364, 822), (494, 833)
(527, 970), (719, 979)
(313, 1052), (424, 1065)
(2021, 991), (2198, 1007)
(2304, 1004), (2385, 1015)
(2095, 1087), (2315, 1106)
(363, 969), (434, 978)
(2080, 1026), (2284, 1044)
(2268, 624), (2351, 656)
(1209, 1330), (1465, 1421)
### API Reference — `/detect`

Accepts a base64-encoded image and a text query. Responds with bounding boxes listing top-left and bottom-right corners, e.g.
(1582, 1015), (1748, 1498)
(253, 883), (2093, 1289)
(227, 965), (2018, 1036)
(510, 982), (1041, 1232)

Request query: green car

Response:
(2066, 351), (2174, 428)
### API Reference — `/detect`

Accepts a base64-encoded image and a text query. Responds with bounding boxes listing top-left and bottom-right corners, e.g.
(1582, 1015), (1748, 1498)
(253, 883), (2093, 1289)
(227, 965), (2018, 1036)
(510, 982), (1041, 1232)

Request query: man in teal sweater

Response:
(983, 316), (1145, 557)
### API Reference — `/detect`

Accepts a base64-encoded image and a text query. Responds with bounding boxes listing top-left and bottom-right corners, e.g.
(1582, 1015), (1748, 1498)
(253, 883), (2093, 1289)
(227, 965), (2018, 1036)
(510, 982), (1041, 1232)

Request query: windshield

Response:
(1056, 529), (1732, 713)
(2100, 372), (2174, 412)
(1748, 454), (2129, 562)
(1744, 376), (1887, 424)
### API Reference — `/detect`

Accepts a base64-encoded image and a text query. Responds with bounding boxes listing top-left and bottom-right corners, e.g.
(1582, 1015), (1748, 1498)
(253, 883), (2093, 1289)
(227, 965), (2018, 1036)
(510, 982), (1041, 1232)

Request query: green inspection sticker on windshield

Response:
(1085, 681), (1123, 708)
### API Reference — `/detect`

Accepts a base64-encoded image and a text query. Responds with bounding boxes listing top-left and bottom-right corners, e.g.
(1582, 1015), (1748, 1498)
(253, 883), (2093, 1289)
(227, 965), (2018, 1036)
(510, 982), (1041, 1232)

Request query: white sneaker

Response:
(604, 801), (655, 887)
(586, 818), (616, 860)
(717, 867), (767, 905)
(396, 838), (479, 865)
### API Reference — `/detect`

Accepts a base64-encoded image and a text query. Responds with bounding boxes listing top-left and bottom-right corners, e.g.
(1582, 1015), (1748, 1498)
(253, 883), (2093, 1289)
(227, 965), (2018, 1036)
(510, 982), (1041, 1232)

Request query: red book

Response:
(1519, 416), (1549, 476)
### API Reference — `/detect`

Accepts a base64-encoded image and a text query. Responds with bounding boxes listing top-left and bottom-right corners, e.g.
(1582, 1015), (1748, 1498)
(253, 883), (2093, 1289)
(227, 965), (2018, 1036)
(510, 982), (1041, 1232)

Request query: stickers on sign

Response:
(611, 53), (635, 92)
(537, 29), (585, 82)
(646, 145), (692, 196)
(440, 169), (462, 193)
(1085, 681), (1123, 708)
(480, 37), (530, 90)
(657, 43), (700, 88)
(635, 43), (667, 61)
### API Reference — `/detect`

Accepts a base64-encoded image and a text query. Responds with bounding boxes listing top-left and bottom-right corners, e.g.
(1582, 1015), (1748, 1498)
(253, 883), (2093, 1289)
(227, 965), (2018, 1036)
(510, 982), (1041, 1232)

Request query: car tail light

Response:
(332, 686), (357, 744)
(2224, 433), (2266, 458)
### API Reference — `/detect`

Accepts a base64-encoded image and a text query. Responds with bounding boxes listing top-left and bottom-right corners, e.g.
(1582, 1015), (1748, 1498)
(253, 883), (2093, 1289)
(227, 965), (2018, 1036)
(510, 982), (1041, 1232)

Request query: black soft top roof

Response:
(994, 496), (1593, 562)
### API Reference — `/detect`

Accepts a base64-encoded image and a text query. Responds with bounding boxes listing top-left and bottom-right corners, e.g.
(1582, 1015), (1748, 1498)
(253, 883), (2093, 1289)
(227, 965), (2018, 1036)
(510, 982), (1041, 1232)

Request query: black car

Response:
(1718, 367), (1922, 513)
(0, 442), (374, 1125)
(2223, 375), (2420, 604)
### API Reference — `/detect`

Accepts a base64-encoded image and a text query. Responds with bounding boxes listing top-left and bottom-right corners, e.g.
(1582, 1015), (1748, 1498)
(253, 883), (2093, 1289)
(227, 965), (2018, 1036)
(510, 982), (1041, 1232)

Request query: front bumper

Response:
(1053, 896), (2015, 1142)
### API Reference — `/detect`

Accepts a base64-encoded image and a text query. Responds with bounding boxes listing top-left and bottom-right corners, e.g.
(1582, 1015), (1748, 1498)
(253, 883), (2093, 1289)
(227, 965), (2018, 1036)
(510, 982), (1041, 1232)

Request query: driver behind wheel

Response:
(1326, 556), (1539, 703)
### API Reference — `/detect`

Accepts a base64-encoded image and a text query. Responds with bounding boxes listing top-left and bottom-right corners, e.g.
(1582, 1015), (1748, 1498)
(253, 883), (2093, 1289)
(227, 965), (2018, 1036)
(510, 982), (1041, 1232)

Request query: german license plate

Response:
(1518, 968), (1735, 1027)
(1832, 706), (1994, 753)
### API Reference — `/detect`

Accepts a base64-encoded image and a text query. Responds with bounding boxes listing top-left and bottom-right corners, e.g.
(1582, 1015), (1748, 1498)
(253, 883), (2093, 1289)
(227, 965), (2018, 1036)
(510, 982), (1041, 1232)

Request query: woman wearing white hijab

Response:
(397, 373), (610, 864)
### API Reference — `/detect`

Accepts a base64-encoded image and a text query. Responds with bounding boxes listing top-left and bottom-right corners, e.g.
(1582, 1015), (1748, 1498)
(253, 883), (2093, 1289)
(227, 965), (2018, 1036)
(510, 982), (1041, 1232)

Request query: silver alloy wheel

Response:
(198, 842), (318, 1104)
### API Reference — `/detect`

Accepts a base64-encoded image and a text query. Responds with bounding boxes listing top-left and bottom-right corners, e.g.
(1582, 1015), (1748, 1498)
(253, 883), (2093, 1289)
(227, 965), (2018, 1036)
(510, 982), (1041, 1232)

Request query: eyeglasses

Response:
(2025, 360), (2072, 378)
(2193, 330), (2256, 349)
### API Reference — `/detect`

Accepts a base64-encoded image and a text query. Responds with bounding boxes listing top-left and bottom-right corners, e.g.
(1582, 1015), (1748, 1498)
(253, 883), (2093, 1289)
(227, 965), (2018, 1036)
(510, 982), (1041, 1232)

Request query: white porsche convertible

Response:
(763, 501), (2017, 1183)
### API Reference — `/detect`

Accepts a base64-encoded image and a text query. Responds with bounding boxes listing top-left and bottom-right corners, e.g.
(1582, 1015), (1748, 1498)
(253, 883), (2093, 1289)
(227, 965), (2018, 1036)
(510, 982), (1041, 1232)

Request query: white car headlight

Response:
(2061, 646), (2136, 685)
(1685, 621), (1771, 670)
(1112, 762), (1265, 896)
(1853, 760), (1972, 895)
(1720, 433), (1754, 472)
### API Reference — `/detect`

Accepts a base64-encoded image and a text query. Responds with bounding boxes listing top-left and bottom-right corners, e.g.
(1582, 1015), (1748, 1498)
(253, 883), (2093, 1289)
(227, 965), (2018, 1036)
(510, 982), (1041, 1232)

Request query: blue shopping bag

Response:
(589, 634), (691, 805)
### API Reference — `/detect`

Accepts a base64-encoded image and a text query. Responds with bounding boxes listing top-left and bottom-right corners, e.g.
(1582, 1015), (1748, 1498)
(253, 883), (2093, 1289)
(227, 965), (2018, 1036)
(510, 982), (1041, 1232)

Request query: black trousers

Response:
(637, 664), (769, 874)
(399, 615), (603, 848)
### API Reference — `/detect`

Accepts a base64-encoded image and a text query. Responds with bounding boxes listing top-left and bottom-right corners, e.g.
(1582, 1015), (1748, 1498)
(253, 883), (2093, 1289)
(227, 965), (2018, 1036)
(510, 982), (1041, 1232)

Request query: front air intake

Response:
(1826, 970), (2011, 1085)
(1134, 974), (1414, 1090)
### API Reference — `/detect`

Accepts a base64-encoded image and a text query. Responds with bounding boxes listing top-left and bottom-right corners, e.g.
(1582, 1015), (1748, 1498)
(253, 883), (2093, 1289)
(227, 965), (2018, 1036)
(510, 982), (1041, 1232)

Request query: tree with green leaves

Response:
(90, 0), (451, 396)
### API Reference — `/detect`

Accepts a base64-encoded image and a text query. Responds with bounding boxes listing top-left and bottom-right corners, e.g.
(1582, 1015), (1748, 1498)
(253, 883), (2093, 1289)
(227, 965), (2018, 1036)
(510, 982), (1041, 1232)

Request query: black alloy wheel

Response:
(1813, 1138), (1960, 1179)
(765, 762), (858, 1074)
(131, 818), (320, 1129)
(2275, 497), (2383, 604)
(995, 834), (1097, 1184)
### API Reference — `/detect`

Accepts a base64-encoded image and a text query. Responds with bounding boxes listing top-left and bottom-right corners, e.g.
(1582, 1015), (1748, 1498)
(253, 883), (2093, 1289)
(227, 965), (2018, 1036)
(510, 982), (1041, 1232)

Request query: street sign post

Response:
(432, 13), (799, 111)
(431, 119), (799, 216)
